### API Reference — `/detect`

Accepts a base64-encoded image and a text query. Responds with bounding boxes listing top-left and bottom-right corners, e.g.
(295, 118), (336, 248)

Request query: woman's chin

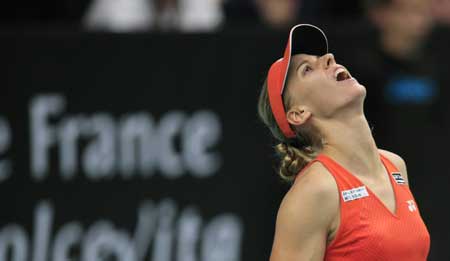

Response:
(350, 80), (366, 98)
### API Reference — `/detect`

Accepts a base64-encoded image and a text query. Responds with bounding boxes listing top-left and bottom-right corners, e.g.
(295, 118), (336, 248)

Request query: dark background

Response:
(2, 4), (450, 259)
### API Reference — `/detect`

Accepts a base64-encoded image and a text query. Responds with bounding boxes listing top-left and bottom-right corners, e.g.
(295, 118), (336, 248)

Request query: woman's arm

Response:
(270, 163), (339, 261)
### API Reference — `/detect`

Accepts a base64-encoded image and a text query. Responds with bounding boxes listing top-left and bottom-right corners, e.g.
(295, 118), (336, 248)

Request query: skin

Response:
(270, 53), (410, 261)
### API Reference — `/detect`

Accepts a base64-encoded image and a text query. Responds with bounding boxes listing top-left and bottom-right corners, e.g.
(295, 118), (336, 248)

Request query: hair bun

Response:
(274, 142), (315, 183)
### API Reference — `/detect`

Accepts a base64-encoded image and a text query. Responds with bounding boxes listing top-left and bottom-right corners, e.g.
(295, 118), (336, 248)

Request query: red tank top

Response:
(310, 153), (430, 260)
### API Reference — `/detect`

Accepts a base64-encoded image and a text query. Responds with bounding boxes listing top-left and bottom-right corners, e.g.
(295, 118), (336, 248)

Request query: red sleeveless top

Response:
(309, 153), (430, 260)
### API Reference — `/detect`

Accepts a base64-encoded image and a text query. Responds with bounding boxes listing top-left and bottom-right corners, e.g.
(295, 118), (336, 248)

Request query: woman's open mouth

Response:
(334, 67), (351, 81)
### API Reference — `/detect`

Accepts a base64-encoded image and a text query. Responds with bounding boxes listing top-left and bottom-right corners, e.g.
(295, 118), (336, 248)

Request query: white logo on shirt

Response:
(392, 172), (406, 185)
(342, 186), (369, 202)
(407, 200), (417, 212)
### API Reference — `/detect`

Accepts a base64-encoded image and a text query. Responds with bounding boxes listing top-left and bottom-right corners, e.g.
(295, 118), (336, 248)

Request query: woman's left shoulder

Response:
(378, 148), (409, 184)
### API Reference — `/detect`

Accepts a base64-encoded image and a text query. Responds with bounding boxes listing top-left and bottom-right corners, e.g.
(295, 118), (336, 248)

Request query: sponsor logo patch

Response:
(407, 200), (417, 212)
(392, 172), (406, 184)
(342, 186), (369, 202)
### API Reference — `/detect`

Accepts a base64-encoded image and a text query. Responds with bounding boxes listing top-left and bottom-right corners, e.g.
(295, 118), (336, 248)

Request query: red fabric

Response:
(309, 153), (430, 260)
(267, 25), (296, 139)
(267, 56), (296, 138)
(266, 24), (328, 139)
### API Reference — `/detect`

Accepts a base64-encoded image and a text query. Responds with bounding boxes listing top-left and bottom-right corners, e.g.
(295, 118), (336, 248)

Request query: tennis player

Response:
(257, 24), (430, 260)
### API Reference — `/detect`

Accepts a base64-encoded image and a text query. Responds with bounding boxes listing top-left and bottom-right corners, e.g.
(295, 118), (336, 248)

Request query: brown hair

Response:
(257, 78), (323, 183)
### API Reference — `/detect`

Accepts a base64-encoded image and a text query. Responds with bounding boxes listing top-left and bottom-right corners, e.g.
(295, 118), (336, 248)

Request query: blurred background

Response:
(1, 0), (449, 260)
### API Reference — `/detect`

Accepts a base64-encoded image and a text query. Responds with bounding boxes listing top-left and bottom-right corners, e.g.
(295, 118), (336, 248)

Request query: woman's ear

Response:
(286, 106), (311, 127)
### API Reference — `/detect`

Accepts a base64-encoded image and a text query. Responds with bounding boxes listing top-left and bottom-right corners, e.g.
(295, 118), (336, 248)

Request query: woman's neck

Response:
(318, 115), (384, 178)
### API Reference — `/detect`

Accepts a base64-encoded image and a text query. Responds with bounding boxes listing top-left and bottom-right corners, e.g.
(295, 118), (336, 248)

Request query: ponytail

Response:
(275, 143), (317, 182)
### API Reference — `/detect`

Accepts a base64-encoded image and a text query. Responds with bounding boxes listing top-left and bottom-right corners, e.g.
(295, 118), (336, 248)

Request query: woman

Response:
(257, 24), (430, 260)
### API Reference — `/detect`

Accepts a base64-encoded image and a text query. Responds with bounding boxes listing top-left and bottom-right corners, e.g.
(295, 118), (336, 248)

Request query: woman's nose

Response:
(321, 53), (335, 69)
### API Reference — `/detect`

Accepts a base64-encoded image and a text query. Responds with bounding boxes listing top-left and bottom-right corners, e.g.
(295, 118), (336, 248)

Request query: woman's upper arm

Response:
(270, 164), (339, 261)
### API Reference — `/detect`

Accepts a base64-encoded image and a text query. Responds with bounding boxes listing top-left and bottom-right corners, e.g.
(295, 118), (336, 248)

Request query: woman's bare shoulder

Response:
(290, 161), (338, 199)
(378, 148), (409, 183)
(278, 161), (339, 227)
(271, 161), (339, 260)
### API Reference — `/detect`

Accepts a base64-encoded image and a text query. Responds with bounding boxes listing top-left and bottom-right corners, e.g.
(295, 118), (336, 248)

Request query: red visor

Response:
(267, 24), (328, 139)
